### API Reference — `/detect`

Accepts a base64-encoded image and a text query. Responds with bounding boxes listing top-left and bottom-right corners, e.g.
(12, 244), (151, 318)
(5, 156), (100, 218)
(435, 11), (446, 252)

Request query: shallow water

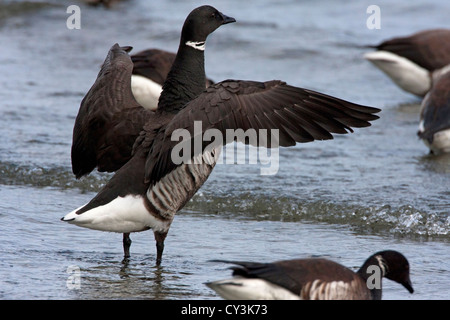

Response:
(0, 0), (449, 300)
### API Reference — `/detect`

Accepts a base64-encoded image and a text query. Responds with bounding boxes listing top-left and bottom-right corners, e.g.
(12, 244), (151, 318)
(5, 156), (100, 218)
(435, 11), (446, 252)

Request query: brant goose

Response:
(364, 29), (450, 96)
(131, 48), (214, 110)
(62, 5), (380, 265)
(418, 65), (450, 154)
(206, 250), (414, 300)
(84, 0), (120, 8)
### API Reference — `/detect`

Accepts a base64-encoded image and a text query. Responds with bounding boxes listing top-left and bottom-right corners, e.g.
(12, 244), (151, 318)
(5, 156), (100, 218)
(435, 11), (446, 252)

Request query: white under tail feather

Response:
(63, 149), (221, 234)
(131, 74), (162, 110)
(206, 277), (301, 300)
(364, 50), (431, 96)
(61, 195), (169, 233)
(62, 203), (86, 221)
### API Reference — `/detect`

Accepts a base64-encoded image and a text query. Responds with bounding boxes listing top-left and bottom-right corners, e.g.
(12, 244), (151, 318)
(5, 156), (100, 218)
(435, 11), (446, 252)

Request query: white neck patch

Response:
(185, 41), (206, 51)
(375, 255), (388, 276)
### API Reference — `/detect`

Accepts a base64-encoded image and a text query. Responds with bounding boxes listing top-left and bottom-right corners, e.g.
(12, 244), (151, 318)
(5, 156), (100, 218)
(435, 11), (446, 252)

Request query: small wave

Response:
(0, 161), (109, 192)
(0, 1), (60, 25)
(188, 193), (450, 238)
(1, 161), (448, 238)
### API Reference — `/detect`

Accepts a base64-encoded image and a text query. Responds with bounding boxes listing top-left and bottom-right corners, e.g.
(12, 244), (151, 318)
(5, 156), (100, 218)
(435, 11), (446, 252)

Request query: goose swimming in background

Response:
(62, 5), (380, 265)
(206, 250), (414, 300)
(131, 48), (214, 110)
(364, 29), (450, 97)
(417, 66), (450, 154)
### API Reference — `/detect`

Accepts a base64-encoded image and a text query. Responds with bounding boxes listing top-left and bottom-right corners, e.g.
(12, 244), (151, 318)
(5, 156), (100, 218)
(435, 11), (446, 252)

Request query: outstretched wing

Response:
(144, 79), (380, 184)
(71, 43), (154, 178)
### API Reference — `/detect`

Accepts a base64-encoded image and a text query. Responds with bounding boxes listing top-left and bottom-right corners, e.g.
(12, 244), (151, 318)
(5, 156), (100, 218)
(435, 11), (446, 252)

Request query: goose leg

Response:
(123, 233), (132, 258)
(154, 231), (168, 266)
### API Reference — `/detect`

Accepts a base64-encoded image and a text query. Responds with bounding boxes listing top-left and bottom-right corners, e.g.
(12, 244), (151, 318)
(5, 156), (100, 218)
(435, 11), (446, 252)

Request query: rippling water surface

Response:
(1, 0), (449, 300)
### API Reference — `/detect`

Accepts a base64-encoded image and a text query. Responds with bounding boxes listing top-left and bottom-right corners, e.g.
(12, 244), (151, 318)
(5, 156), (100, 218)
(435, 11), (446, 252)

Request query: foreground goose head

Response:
(206, 250), (413, 300)
(63, 6), (379, 266)
(128, 5), (230, 111)
(181, 5), (236, 45)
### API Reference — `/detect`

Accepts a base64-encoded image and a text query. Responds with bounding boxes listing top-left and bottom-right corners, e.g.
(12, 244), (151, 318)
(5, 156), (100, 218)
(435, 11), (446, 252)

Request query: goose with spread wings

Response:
(62, 5), (380, 265)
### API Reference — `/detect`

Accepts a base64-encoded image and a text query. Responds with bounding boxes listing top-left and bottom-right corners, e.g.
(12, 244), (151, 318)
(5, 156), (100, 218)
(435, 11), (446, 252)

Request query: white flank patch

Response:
(205, 277), (301, 300)
(374, 255), (388, 276)
(364, 50), (431, 96)
(146, 147), (220, 217)
(131, 74), (162, 110)
(185, 41), (206, 51)
(307, 279), (366, 300)
(62, 195), (169, 233)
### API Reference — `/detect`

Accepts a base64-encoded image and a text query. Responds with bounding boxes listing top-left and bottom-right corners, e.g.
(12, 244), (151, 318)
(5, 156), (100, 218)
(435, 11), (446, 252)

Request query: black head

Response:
(181, 5), (236, 43)
(374, 250), (414, 294)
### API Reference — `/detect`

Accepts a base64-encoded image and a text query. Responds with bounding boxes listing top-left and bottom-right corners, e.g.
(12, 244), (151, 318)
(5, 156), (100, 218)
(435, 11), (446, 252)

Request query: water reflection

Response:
(69, 255), (191, 299)
(417, 152), (450, 174)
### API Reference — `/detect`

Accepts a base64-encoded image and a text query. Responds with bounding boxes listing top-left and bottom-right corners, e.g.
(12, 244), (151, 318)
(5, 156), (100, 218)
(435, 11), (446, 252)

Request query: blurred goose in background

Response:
(84, 0), (120, 8)
(364, 29), (450, 96)
(131, 48), (214, 110)
(417, 66), (450, 154)
(206, 250), (414, 300)
(62, 6), (380, 265)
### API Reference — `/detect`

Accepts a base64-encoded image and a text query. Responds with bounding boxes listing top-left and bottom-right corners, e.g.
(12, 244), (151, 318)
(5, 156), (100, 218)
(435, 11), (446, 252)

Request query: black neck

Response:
(157, 40), (206, 113)
(356, 255), (385, 300)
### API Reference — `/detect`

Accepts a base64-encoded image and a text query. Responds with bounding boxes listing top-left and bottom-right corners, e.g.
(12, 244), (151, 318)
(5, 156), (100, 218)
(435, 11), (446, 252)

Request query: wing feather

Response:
(71, 44), (154, 178)
(143, 79), (380, 185)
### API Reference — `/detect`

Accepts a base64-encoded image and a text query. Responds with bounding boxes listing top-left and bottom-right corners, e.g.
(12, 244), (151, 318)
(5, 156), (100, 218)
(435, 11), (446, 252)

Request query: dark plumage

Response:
(206, 250), (414, 300)
(130, 48), (214, 110)
(71, 45), (153, 179)
(131, 48), (214, 87)
(373, 29), (450, 71)
(63, 5), (380, 265)
(144, 79), (379, 186)
(418, 67), (450, 154)
(132, 49), (176, 87)
(365, 29), (450, 96)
